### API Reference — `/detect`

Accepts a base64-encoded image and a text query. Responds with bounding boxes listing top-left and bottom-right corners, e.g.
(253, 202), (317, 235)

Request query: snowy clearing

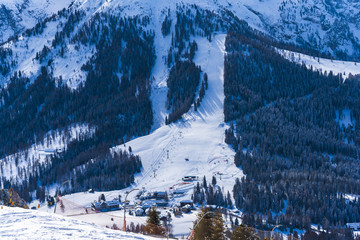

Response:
(279, 49), (360, 79)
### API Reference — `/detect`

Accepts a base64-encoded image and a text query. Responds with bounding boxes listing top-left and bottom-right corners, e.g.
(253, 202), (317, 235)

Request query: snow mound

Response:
(0, 206), (163, 240)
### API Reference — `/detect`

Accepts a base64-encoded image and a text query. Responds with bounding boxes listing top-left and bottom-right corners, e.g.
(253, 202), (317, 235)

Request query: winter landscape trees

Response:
(224, 30), (360, 229)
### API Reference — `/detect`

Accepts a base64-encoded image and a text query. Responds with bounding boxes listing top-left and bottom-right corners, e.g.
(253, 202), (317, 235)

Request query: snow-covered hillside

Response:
(1, 0), (359, 66)
(0, 0), (74, 43)
(1, 0), (359, 200)
(1, 0), (360, 198)
(1, 0), (360, 238)
(0, 206), (164, 240)
(33, 34), (243, 238)
(114, 34), (243, 197)
(0, 124), (94, 184)
(279, 49), (360, 79)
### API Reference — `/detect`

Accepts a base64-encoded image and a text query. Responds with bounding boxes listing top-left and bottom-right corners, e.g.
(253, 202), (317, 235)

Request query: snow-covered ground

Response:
(0, 124), (94, 184)
(33, 33), (243, 238)
(279, 49), (360, 79)
(0, 0), (74, 43)
(0, 206), (164, 240)
(34, 189), (197, 237)
(114, 33), (244, 199)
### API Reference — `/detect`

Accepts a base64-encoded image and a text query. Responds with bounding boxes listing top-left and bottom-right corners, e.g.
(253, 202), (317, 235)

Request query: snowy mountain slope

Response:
(1, 0), (360, 88)
(0, 124), (94, 184)
(1, 0), (360, 237)
(0, 0), (74, 43)
(279, 49), (360, 79)
(224, 0), (360, 60)
(52, 0), (360, 62)
(36, 34), (243, 235)
(41, 35), (242, 233)
(0, 206), (164, 240)
(0, 0), (360, 210)
(1, 0), (359, 194)
(114, 33), (244, 201)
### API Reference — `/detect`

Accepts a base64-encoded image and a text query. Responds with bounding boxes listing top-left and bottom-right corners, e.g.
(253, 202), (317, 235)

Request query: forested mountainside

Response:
(1, 0), (360, 62)
(224, 30), (360, 230)
(0, 0), (359, 237)
(0, 4), (238, 201)
(0, 12), (156, 200)
(0, 0), (74, 43)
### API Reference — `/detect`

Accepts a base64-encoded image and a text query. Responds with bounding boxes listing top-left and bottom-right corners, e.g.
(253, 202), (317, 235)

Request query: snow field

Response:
(0, 206), (164, 240)
(0, 124), (94, 184)
(279, 49), (360, 80)
(113, 33), (244, 201)
(35, 33), (243, 238)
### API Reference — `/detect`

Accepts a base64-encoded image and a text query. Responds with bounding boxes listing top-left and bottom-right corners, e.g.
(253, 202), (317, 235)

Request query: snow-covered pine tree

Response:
(143, 207), (165, 236)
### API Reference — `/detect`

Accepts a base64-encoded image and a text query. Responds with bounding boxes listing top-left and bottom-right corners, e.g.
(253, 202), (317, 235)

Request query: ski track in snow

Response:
(114, 33), (244, 207)
(40, 34), (244, 238)
(3, 0), (360, 237)
(279, 49), (360, 79)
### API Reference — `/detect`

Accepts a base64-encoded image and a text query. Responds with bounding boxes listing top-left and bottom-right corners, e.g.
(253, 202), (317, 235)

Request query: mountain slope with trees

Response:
(224, 30), (360, 230)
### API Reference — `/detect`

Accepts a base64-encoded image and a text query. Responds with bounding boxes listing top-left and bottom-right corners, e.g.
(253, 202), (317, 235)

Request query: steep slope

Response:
(279, 49), (360, 79)
(0, 0), (74, 43)
(1, 0), (359, 93)
(114, 34), (243, 197)
(0, 0), (360, 226)
(224, 0), (360, 60)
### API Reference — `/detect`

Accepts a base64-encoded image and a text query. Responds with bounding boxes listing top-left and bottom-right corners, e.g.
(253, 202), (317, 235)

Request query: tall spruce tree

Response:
(143, 207), (165, 236)
(231, 224), (259, 240)
(211, 209), (225, 240)
(193, 207), (213, 240)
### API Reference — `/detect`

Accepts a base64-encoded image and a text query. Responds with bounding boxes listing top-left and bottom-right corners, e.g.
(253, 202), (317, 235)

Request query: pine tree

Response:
(199, 81), (205, 100)
(193, 207), (213, 240)
(211, 209), (225, 240)
(203, 176), (207, 189)
(231, 224), (259, 240)
(204, 73), (208, 89)
(143, 207), (165, 236)
(212, 176), (217, 186)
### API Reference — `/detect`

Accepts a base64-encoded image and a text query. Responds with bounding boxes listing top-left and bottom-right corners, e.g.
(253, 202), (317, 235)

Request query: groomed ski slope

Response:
(0, 206), (163, 240)
(279, 49), (360, 79)
(33, 34), (242, 238)
(114, 33), (244, 201)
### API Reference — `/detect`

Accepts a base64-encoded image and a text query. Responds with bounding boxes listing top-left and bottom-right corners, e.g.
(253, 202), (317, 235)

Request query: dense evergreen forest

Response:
(0, 13), (155, 200)
(224, 30), (360, 230)
(192, 176), (233, 209)
(166, 60), (201, 124)
(165, 5), (229, 123)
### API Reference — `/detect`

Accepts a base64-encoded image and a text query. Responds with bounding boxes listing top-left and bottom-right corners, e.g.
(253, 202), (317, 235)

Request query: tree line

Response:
(0, 13), (156, 201)
(224, 30), (360, 230)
